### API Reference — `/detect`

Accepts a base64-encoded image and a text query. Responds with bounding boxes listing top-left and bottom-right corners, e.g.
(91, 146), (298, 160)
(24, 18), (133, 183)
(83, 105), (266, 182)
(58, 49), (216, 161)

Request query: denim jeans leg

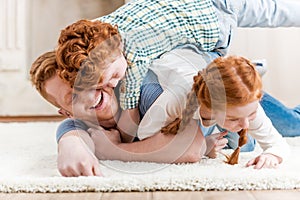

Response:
(260, 92), (300, 137)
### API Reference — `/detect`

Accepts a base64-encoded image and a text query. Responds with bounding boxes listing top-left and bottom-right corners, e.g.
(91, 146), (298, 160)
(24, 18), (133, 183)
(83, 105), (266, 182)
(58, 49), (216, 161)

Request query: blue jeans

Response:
(261, 92), (300, 137)
(226, 92), (300, 152)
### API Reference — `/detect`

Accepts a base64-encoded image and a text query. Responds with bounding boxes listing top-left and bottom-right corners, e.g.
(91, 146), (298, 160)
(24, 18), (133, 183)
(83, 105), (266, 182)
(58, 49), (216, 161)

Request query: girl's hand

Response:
(246, 153), (281, 169)
(205, 131), (228, 158)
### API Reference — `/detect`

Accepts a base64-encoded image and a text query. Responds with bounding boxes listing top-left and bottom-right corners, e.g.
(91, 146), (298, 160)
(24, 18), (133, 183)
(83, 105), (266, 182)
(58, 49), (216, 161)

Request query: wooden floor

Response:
(1, 190), (300, 200)
(0, 115), (65, 123)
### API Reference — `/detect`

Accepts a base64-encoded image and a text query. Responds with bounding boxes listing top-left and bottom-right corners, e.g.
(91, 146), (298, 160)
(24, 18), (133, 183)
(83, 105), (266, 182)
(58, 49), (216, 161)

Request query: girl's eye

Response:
(249, 112), (257, 120)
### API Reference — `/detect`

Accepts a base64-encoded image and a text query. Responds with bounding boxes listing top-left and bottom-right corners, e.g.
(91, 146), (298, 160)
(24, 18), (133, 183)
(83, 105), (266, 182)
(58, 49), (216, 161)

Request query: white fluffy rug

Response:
(1, 122), (300, 193)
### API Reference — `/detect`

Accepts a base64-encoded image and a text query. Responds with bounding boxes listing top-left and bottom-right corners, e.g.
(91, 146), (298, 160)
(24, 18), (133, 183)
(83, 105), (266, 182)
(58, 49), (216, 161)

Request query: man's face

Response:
(44, 73), (120, 128)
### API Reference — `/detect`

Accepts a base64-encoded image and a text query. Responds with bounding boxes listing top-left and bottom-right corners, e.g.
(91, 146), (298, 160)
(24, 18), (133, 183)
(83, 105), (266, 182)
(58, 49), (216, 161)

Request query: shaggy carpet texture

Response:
(0, 122), (300, 193)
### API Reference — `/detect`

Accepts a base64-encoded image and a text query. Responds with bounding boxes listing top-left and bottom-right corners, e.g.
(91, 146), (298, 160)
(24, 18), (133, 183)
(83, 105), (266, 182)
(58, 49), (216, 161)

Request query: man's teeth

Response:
(92, 93), (102, 108)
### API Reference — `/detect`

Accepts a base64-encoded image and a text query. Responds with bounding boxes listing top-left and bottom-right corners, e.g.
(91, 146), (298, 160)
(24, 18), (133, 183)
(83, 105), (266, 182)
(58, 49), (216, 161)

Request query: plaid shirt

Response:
(97, 0), (219, 109)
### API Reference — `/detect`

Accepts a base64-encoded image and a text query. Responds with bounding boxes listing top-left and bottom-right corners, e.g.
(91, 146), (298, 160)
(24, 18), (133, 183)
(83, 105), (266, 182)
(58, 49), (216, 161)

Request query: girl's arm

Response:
(247, 105), (290, 168)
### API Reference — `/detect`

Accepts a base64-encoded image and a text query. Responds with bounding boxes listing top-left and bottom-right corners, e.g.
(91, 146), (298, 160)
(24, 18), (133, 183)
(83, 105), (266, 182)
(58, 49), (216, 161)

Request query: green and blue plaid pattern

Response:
(97, 0), (219, 109)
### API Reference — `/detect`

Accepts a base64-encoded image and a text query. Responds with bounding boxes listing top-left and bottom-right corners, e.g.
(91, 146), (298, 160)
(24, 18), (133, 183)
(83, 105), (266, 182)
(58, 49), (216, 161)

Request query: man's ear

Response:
(58, 108), (73, 118)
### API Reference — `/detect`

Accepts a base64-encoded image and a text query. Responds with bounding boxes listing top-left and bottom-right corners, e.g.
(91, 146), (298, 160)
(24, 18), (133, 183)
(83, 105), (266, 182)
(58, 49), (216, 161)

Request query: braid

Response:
(160, 91), (199, 134)
(160, 118), (181, 135)
(179, 91), (199, 132)
(225, 129), (248, 165)
(161, 71), (206, 134)
(238, 129), (248, 147)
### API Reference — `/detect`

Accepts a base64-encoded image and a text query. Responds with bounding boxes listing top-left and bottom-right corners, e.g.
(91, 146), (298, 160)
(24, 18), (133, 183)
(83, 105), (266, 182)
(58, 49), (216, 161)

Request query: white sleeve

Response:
(248, 104), (290, 161)
(137, 48), (212, 139)
(149, 48), (210, 91)
(137, 89), (185, 140)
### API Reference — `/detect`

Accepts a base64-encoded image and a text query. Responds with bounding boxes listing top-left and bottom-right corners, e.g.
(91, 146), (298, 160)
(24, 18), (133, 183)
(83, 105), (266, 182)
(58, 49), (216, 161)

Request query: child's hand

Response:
(57, 133), (102, 177)
(246, 153), (281, 169)
(205, 131), (228, 158)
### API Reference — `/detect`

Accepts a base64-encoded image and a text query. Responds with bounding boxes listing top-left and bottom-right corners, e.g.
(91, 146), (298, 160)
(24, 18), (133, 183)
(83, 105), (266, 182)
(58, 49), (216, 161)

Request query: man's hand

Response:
(246, 153), (282, 169)
(205, 131), (228, 158)
(117, 108), (140, 142)
(88, 127), (122, 160)
(173, 123), (207, 163)
(57, 131), (102, 177)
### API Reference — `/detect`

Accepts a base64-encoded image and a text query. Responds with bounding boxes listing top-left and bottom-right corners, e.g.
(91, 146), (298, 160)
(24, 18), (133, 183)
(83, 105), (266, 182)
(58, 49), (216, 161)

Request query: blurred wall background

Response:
(229, 27), (300, 108)
(0, 0), (124, 116)
(0, 0), (299, 116)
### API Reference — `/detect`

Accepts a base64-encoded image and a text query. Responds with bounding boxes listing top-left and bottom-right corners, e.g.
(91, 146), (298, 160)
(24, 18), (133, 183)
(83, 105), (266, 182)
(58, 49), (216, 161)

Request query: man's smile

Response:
(90, 91), (105, 110)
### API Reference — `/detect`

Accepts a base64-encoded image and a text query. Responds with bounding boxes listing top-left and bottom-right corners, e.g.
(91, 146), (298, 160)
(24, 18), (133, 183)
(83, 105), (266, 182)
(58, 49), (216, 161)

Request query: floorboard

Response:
(1, 190), (300, 200)
(0, 115), (65, 122)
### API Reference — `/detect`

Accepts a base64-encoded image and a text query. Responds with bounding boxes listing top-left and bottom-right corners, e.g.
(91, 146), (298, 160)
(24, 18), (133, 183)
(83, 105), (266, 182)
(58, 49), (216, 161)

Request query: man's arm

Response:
(90, 119), (206, 163)
(117, 107), (140, 143)
(57, 130), (102, 176)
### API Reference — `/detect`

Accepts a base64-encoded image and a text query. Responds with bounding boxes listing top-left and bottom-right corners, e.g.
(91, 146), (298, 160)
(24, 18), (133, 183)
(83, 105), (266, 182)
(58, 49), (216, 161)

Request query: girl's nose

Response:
(239, 118), (249, 129)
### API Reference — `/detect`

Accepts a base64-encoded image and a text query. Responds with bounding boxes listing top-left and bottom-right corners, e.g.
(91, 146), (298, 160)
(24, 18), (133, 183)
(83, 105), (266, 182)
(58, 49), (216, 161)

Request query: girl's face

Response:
(213, 100), (259, 132)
